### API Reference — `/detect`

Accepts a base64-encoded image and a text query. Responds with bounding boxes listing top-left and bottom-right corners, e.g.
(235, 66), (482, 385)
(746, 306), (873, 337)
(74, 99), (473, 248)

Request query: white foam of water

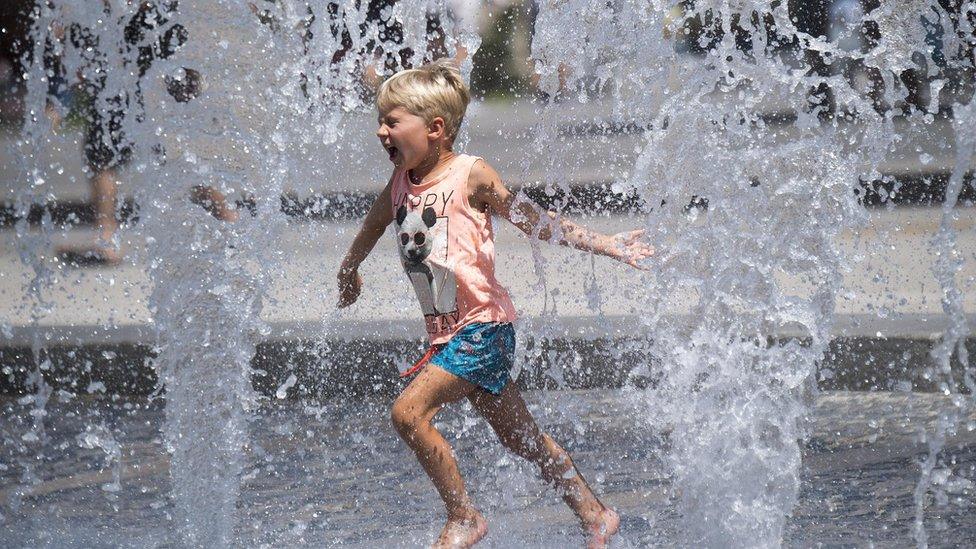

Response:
(10, 0), (973, 546)
(913, 96), (975, 549)
(76, 422), (122, 492)
(530, 0), (971, 546)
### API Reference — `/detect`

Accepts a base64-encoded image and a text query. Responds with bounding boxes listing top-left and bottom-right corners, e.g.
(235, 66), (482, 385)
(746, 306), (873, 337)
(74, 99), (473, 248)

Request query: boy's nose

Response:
(376, 125), (388, 138)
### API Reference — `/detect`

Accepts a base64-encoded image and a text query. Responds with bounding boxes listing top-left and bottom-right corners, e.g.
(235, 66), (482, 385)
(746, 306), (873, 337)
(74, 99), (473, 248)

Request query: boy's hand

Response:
(609, 230), (654, 269)
(335, 178), (393, 309)
(337, 267), (363, 308)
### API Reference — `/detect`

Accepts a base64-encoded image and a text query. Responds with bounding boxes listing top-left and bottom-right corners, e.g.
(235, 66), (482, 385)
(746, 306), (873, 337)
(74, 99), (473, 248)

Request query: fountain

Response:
(529, 2), (973, 544)
(1, 0), (974, 547)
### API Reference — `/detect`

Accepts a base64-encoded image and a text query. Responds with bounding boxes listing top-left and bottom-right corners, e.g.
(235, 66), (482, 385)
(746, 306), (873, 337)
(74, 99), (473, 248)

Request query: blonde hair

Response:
(376, 59), (471, 141)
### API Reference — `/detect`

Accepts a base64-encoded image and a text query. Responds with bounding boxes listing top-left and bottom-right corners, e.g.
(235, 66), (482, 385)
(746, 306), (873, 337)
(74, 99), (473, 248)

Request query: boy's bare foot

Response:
(584, 507), (619, 549)
(432, 511), (487, 549)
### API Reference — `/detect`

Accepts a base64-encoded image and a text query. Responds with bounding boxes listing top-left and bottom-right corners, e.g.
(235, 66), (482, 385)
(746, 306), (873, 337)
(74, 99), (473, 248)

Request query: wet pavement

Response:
(1, 389), (974, 548)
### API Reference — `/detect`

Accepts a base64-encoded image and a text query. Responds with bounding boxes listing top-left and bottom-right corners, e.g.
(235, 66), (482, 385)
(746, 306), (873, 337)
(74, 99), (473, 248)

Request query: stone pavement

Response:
(2, 205), (974, 341)
(0, 389), (974, 547)
(1, 205), (974, 395)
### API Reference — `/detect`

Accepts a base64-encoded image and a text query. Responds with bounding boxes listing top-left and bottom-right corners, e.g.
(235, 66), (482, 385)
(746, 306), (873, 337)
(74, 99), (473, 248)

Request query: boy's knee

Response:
(391, 399), (422, 436)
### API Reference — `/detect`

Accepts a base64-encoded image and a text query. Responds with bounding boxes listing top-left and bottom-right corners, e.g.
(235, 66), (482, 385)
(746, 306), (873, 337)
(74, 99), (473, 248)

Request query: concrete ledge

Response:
(4, 312), (974, 347)
(4, 171), (974, 229)
(2, 333), (973, 397)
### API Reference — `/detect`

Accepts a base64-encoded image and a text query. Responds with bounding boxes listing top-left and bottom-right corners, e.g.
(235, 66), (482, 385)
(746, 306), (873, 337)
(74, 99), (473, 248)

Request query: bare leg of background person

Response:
(362, 60), (382, 92)
(190, 185), (240, 222)
(92, 168), (120, 249)
(56, 168), (123, 266)
(529, 62), (570, 99)
(44, 101), (63, 132)
(85, 168), (122, 264)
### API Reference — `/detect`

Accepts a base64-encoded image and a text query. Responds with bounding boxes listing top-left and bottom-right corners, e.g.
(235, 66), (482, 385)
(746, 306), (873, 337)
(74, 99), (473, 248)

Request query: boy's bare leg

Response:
(392, 365), (487, 548)
(469, 384), (619, 548)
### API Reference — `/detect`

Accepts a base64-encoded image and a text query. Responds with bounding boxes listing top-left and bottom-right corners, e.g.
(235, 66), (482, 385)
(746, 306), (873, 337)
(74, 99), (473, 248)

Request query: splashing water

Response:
(529, 0), (973, 545)
(913, 95), (975, 548)
(76, 422), (122, 493)
(5, 0), (975, 547)
(10, 0), (479, 545)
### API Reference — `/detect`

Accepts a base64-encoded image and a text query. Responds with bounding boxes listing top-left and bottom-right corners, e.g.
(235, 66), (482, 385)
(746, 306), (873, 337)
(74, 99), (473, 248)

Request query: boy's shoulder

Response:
(464, 155), (506, 205)
(466, 155), (498, 183)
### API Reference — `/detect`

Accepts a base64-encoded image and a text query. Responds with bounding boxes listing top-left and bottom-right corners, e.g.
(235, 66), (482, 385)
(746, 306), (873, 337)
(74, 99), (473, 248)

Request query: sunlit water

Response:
(2, 390), (975, 547)
(531, 1), (973, 546)
(4, 0), (975, 547)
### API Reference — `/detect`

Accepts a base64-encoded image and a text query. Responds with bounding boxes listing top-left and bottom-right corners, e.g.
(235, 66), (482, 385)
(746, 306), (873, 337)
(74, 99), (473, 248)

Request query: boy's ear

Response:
(428, 116), (446, 139)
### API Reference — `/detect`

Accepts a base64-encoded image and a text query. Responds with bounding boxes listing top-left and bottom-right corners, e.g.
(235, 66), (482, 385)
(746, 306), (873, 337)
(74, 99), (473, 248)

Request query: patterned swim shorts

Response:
(428, 322), (516, 395)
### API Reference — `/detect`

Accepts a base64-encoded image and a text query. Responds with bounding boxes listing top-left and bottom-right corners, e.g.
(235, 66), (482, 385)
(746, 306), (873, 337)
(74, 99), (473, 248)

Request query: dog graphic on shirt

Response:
(395, 205), (457, 317)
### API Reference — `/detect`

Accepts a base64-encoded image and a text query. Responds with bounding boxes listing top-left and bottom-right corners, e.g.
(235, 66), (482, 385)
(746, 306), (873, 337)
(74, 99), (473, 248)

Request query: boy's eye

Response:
(400, 233), (409, 245)
(414, 233), (425, 245)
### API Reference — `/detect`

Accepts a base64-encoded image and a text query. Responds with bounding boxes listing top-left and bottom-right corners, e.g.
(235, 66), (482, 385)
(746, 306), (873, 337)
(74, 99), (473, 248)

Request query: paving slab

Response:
(1, 207), (973, 347)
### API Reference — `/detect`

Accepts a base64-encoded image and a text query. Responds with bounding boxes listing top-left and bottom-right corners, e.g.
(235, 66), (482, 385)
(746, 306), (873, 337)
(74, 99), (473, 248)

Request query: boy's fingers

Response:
(337, 292), (357, 308)
(624, 229), (645, 243)
(626, 242), (653, 257)
(614, 229), (647, 250)
(624, 241), (655, 270)
(336, 275), (361, 308)
(628, 257), (651, 271)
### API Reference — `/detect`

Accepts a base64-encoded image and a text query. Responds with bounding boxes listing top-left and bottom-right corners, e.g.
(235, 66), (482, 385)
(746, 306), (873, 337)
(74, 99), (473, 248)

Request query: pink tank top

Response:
(390, 154), (517, 344)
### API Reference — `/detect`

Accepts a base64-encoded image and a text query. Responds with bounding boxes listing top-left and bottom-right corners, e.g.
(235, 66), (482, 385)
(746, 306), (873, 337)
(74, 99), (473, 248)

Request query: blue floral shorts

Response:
(429, 322), (516, 395)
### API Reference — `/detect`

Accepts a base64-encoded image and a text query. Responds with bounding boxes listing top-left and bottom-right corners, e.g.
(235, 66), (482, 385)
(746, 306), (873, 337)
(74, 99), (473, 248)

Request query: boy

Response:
(337, 59), (651, 548)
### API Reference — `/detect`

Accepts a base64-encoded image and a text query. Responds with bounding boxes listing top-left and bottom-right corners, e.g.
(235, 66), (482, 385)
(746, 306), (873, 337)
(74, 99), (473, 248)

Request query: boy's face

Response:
(376, 107), (435, 170)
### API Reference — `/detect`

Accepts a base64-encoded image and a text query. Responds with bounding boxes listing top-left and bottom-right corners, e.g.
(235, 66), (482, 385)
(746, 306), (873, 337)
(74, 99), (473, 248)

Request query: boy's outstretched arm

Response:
(470, 160), (653, 269)
(337, 180), (394, 308)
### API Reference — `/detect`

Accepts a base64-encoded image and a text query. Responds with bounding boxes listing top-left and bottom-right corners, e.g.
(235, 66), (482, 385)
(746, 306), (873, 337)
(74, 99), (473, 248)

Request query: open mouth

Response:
(385, 145), (398, 161)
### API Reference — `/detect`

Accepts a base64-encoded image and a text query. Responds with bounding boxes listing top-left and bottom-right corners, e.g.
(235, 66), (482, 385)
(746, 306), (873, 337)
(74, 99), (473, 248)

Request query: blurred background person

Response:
(50, 1), (188, 264)
(38, 1), (238, 264)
